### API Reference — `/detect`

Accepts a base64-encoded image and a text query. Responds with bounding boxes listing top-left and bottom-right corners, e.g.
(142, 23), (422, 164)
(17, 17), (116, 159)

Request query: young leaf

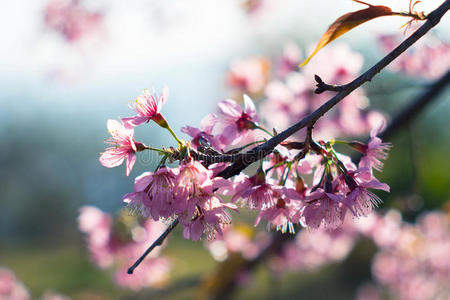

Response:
(300, 3), (394, 67)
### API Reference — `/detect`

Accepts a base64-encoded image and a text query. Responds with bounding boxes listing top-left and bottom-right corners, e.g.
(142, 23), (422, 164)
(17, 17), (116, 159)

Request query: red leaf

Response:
(300, 3), (393, 67)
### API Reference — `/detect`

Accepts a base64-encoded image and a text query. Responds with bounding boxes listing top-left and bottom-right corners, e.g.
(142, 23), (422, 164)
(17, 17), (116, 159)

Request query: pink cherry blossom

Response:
(231, 172), (277, 210)
(173, 160), (215, 216)
(122, 87), (169, 128)
(302, 189), (347, 229)
(231, 171), (303, 233)
(254, 188), (303, 233)
(182, 196), (237, 241)
(122, 167), (178, 220)
(345, 170), (390, 218)
(359, 125), (392, 172)
(99, 119), (142, 176)
(174, 160), (237, 240)
(215, 95), (265, 147)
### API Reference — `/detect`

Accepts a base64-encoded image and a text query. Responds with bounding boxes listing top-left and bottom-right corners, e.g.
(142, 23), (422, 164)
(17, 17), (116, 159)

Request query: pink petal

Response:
(99, 149), (125, 168)
(200, 113), (218, 134)
(159, 86), (169, 107)
(121, 116), (149, 128)
(370, 120), (385, 138)
(190, 220), (204, 241)
(134, 172), (153, 192)
(106, 119), (123, 133)
(364, 179), (390, 192)
(243, 94), (256, 116)
(126, 153), (136, 176)
(217, 99), (241, 118)
(180, 126), (201, 138)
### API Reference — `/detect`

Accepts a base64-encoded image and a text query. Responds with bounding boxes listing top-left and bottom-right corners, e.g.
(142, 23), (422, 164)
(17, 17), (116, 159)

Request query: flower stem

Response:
(144, 146), (167, 154)
(255, 125), (274, 137)
(165, 125), (184, 146)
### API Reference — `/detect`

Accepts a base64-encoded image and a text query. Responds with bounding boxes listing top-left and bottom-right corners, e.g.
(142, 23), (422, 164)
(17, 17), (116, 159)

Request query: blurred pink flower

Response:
(302, 43), (363, 85)
(44, 0), (103, 42)
(0, 268), (29, 300)
(78, 206), (114, 267)
(280, 219), (358, 272)
(260, 43), (379, 141)
(78, 206), (172, 290)
(277, 42), (302, 78)
(205, 226), (270, 261)
(227, 57), (270, 94)
(115, 257), (171, 291)
(99, 119), (142, 176)
(371, 211), (450, 300)
(122, 87), (169, 128)
(378, 34), (450, 79)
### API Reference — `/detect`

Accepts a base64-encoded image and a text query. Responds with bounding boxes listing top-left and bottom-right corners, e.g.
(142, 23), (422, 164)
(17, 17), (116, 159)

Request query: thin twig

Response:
(127, 218), (179, 274)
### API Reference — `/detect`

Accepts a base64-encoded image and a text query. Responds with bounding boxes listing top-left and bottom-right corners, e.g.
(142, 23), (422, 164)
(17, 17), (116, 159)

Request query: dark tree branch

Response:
(218, 0), (449, 179)
(380, 70), (450, 140)
(127, 0), (449, 274)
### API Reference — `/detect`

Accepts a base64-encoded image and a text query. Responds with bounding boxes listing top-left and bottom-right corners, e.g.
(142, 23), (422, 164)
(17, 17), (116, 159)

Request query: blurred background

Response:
(0, 0), (449, 299)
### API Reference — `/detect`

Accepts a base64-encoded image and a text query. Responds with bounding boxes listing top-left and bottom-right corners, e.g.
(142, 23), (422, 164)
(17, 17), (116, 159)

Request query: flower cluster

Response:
(78, 206), (171, 290)
(368, 210), (450, 300)
(99, 64), (391, 245)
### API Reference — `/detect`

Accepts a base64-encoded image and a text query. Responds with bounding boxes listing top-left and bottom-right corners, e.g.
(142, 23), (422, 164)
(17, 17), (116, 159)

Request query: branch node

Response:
(314, 74), (345, 94)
